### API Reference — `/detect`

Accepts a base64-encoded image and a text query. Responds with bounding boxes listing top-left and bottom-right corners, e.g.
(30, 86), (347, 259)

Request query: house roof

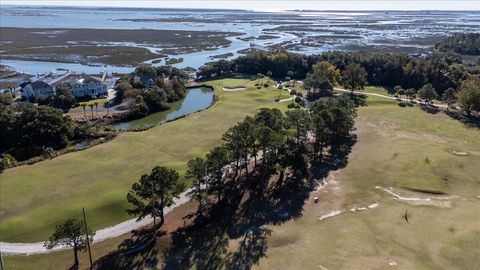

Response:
(29, 81), (53, 90)
(83, 76), (103, 84)
(50, 74), (104, 86)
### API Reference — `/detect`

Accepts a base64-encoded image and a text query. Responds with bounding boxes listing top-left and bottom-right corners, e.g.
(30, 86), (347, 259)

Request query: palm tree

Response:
(81, 104), (87, 116)
(89, 104), (94, 119)
(94, 101), (99, 115)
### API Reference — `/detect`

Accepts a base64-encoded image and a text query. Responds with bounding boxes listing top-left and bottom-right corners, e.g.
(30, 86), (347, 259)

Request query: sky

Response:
(1, 0), (479, 11)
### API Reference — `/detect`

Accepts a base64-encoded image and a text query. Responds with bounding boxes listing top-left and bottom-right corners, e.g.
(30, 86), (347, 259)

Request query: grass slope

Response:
(0, 79), (287, 242)
(257, 96), (480, 270)
(4, 93), (480, 269)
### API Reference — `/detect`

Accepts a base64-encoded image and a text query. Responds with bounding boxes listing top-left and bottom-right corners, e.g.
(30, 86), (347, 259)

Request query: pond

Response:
(113, 86), (214, 130)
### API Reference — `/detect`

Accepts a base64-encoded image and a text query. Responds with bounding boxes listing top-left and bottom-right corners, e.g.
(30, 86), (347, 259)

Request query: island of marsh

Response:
(0, 27), (240, 66)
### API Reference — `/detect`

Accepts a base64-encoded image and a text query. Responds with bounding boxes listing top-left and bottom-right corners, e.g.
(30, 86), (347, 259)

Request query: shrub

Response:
(0, 154), (17, 172)
(42, 147), (57, 159)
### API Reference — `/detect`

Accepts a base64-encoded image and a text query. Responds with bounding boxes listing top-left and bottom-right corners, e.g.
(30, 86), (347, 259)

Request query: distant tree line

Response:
(200, 50), (478, 94)
(435, 33), (480, 55)
(114, 65), (188, 120)
(198, 50), (480, 116)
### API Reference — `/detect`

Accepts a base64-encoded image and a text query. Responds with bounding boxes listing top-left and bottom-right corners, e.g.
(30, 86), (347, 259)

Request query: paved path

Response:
(333, 87), (448, 109)
(0, 152), (262, 255)
(0, 189), (192, 255)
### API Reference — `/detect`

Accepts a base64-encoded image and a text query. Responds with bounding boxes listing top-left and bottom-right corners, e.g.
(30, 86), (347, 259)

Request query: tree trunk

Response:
(73, 242), (79, 268)
(159, 208), (165, 226)
(153, 215), (157, 232)
(234, 159), (240, 179)
(296, 128), (300, 146)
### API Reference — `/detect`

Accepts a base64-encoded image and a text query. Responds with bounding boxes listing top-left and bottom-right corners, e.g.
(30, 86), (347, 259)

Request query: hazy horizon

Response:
(2, 0), (480, 11)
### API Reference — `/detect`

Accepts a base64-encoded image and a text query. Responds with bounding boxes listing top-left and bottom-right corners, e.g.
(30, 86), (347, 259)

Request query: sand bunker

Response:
(376, 186), (454, 208)
(449, 150), (469, 156)
(320, 202), (380, 220)
(319, 210), (343, 221)
(223, 87), (246, 91)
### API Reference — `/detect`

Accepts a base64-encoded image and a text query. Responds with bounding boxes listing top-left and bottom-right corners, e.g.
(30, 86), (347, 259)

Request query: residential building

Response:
(51, 72), (108, 98)
(22, 81), (55, 99)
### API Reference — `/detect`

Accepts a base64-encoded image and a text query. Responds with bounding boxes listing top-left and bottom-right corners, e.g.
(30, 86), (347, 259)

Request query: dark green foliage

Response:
(0, 92), (13, 106)
(457, 76), (480, 116)
(436, 33), (480, 55)
(127, 166), (185, 232)
(114, 80), (133, 104)
(142, 87), (169, 111)
(418, 84), (438, 103)
(0, 104), (72, 159)
(0, 103), (116, 163)
(186, 157), (208, 215)
(128, 96), (150, 119)
(199, 50), (468, 97)
(52, 82), (76, 112)
(342, 63), (367, 92)
(44, 218), (94, 268)
(0, 154), (17, 172)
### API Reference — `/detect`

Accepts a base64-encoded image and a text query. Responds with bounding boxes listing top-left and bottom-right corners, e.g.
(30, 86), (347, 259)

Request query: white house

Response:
(51, 72), (108, 98)
(22, 81), (55, 99)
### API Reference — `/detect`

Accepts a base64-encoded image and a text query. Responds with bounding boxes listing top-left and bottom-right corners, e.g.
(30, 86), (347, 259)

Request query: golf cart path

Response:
(0, 188), (192, 255)
(333, 87), (448, 108)
(0, 152), (262, 255)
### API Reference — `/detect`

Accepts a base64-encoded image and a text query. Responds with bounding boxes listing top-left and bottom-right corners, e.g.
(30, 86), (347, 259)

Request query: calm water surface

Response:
(113, 86), (214, 130)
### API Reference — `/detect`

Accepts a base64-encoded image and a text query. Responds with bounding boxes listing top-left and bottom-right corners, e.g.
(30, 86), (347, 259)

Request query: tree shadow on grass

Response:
(163, 136), (356, 270)
(420, 104), (440, 114)
(349, 94), (368, 107)
(94, 227), (162, 270)
(445, 110), (480, 129)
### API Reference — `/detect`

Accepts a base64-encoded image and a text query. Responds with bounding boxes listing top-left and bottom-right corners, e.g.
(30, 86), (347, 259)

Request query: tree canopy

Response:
(435, 33), (480, 55)
(44, 218), (94, 268)
(127, 166), (185, 235)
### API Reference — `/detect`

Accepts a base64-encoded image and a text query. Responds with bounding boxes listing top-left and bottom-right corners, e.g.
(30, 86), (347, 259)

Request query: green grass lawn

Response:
(76, 98), (108, 107)
(220, 78), (264, 88)
(4, 88), (479, 269)
(256, 95), (480, 270)
(0, 79), (287, 242)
